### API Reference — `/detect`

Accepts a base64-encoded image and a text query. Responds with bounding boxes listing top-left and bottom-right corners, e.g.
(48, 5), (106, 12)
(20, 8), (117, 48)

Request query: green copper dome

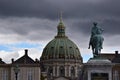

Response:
(41, 17), (82, 61)
(41, 38), (82, 60)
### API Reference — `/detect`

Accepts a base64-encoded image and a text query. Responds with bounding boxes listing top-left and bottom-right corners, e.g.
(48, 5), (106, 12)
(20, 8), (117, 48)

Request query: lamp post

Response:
(13, 65), (20, 80)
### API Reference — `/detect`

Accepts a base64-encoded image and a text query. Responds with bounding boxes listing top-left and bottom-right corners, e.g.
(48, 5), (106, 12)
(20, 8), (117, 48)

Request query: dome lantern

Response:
(55, 12), (67, 38)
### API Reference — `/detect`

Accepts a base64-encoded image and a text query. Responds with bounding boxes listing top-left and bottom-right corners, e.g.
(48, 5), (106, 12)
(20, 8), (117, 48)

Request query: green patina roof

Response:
(41, 38), (82, 60)
(41, 16), (82, 60)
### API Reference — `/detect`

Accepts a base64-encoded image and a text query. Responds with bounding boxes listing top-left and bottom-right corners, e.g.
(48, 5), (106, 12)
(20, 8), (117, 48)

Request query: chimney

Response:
(0, 58), (2, 61)
(35, 58), (39, 63)
(11, 58), (14, 63)
(25, 49), (28, 56)
(115, 51), (119, 55)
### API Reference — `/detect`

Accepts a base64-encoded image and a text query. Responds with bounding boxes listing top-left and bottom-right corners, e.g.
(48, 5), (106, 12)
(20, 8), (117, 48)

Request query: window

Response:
(28, 70), (32, 80)
(47, 66), (53, 78)
(17, 72), (20, 80)
(59, 66), (65, 76)
(48, 66), (53, 75)
(114, 70), (119, 80)
(2, 70), (8, 80)
(71, 66), (75, 77)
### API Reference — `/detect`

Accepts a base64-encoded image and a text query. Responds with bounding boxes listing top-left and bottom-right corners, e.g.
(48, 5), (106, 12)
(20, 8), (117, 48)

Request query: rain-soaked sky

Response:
(0, 0), (120, 63)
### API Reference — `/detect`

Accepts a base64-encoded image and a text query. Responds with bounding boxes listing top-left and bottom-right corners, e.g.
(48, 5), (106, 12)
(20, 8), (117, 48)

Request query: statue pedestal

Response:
(84, 58), (113, 80)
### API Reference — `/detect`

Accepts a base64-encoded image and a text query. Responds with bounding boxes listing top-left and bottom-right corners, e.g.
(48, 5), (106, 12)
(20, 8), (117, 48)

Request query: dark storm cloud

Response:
(71, 17), (120, 36)
(0, 0), (59, 19)
(0, 0), (120, 41)
(0, 0), (120, 19)
(102, 18), (120, 35)
(0, 17), (58, 42)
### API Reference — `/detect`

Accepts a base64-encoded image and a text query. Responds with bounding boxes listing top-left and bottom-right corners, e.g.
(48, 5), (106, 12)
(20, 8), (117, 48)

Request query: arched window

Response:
(48, 66), (53, 76)
(59, 66), (65, 76)
(71, 66), (75, 77)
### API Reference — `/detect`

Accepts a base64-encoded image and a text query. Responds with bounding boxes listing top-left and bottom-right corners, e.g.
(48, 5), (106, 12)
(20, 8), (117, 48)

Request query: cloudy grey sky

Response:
(0, 0), (120, 63)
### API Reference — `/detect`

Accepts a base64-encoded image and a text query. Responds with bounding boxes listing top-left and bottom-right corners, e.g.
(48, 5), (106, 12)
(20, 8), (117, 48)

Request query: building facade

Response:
(0, 49), (41, 80)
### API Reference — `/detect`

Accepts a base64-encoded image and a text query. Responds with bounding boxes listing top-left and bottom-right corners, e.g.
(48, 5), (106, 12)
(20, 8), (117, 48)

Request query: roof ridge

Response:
(13, 50), (36, 64)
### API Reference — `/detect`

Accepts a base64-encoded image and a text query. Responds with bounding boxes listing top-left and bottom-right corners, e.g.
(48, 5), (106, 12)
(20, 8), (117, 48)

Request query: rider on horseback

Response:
(88, 22), (104, 57)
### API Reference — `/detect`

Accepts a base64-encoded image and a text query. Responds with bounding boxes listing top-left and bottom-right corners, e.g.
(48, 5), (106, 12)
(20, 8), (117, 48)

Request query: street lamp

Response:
(13, 65), (20, 80)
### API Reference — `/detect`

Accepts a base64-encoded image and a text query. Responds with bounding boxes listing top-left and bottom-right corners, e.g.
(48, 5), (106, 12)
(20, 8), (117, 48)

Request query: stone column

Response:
(88, 71), (91, 80)
(109, 71), (112, 80)
(53, 66), (55, 76)
(65, 65), (67, 77)
(66, 65), (69, 77)
(69, 66), (71, 77)
(75, 66), (77, 77)
(57, 66), (59, 77)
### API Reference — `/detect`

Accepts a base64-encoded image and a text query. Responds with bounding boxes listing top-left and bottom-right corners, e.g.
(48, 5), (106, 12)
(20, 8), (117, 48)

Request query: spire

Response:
(60, 11), (63, 23)
(58, 11), (64, 26)
(55, 12), (67, 38)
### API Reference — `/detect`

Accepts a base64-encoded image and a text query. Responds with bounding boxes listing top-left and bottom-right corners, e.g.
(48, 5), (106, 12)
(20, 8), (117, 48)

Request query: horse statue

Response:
(88, 22), (104, 58)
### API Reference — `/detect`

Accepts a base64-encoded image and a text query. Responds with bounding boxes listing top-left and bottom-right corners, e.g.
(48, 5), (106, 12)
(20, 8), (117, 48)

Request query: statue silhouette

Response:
(88, 22), (104, 58)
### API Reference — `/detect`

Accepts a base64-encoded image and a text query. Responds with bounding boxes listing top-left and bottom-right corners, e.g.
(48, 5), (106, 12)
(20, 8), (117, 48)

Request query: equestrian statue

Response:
(88, 22), (104, 58)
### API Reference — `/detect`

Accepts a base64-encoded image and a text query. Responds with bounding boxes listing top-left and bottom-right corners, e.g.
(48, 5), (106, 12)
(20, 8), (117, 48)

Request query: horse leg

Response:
(92, 48), (94, 54)
(99, 49), (101, 53)
(95, 47), (99, 56)
(92, 48), (97, 58)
